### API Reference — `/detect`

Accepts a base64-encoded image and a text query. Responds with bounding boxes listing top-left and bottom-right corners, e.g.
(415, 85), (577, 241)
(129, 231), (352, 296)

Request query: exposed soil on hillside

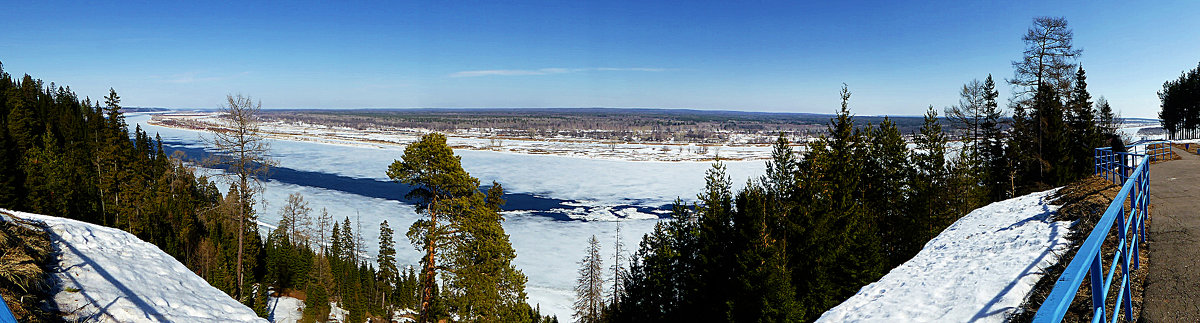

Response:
(1009, 176), (1150, 322)
(0, 210), (57, 322)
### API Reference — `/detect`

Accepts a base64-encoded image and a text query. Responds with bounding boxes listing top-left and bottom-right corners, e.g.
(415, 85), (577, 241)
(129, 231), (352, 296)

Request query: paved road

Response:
(1143, 148), (1200, 322)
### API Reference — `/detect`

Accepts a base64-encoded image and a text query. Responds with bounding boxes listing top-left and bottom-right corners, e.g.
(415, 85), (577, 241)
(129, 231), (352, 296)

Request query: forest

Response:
(0, 63), (557, 322)
(569, 16), (1125, 323)
(1159, 62), (1200, 140)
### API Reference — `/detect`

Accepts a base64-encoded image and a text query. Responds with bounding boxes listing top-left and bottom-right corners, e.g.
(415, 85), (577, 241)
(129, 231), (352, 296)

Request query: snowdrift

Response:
(0, 209), (265, 322)
(817, 189), (1072, 322)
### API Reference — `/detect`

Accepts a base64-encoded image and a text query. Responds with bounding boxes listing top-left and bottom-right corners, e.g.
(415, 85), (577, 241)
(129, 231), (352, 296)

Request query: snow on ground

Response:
(817, 189), (1072, 323)
(0, 209), (265, 323)
(267, 296), (304, 323)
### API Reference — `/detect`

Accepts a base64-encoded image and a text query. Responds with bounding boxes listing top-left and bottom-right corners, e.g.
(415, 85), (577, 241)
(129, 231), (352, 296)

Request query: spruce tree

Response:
(910, 106), (950, 240)
(330, 222), (343, 262)
(378, 220), (398, 310)
(729, 183), (799, 322)
(693, 161), (735, 320)
(864, 118), (912, 264)
(1066, 66), (1098, 179)
(978, 75), (1008, 202)
(1097, 97), (1118, 137)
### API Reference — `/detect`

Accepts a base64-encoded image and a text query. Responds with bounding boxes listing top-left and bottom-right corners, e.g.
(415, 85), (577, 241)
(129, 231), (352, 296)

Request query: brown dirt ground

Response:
(0, 210), (56, 322)
(1009, 175), (1151, 322)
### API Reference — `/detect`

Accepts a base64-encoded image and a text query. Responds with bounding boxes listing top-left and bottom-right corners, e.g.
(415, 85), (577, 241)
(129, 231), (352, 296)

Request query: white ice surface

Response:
(131, 114), (766, 209)
(816, 189), (1071, 323)
(129, 113), (728, 319)
(1, 209), (265, 323)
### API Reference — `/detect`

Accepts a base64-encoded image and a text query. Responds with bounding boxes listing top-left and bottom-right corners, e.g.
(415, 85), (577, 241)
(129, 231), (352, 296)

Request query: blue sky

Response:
(2, 1), (1198, 118)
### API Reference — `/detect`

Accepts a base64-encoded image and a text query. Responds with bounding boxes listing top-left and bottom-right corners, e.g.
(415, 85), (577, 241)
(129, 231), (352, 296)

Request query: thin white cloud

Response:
(449, 67), (669, 78)
(160, 71), (251, 84)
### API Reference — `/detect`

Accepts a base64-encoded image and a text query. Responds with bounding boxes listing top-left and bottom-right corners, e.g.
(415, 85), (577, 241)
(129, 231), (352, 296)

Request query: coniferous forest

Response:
(575, 16), (1128, 323)
(1159, 62), (1200, 140)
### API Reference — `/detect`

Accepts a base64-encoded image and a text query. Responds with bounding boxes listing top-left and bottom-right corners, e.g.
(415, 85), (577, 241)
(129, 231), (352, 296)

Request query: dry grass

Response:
(1009, 176), (1150, 322)
(1173, 143), (1200, 155)
(0, 210), (56, 322)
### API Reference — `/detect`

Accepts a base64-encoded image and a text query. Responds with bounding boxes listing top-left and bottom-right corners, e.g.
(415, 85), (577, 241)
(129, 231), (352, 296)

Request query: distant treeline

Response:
(258, 108), (960, 144)
(1159, 62), (1200, 140)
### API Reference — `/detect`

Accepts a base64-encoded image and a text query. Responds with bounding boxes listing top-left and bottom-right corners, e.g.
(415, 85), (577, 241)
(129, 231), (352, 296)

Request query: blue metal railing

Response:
(0, 297), (14, 323)
(1093, 141), (1172, 184)
(1034, 142), (1165, 322)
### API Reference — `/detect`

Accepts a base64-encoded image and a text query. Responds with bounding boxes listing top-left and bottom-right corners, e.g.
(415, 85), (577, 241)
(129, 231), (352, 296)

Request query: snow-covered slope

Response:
(817, 189), (1072, 323)
(0, 209), (266, 322)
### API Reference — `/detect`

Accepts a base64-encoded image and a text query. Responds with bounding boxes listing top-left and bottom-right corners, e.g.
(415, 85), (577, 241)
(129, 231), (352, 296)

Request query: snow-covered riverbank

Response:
(150, 112), (786, 162)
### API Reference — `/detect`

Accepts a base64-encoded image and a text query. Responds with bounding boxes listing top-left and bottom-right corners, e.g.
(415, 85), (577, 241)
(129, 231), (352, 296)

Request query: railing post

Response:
(1091, 251), (1107, 323)
(1118, 188), (1128, 319)
(1133, 178), (1142, 271)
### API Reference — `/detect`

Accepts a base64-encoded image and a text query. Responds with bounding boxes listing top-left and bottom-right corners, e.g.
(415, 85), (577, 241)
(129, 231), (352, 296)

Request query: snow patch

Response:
(1, 209), (266, 322)
(267, 296), (304, 323)
(816, 189), (1071, 323)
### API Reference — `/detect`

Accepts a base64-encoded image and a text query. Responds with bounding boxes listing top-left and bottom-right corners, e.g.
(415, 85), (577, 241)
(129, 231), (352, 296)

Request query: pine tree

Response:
(388, 133), (527, 322)
(1009, 17), (1082, 104)
(573, 235), (605, 323)
(615, 201), (698, 322)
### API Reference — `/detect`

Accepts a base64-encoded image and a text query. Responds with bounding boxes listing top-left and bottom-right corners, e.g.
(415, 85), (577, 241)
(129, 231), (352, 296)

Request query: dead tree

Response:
(204, 94), (273, 300)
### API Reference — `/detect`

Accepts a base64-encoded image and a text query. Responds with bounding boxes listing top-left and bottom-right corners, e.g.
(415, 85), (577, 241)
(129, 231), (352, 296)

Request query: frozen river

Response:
(128, 113), (766, 319)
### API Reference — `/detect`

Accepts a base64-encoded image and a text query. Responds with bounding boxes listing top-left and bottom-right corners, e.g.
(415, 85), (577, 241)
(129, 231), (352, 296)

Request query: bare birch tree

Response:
(277, 192), (313, 245)
(316, 207), (332, 252)
(204, 94), (273, 299)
